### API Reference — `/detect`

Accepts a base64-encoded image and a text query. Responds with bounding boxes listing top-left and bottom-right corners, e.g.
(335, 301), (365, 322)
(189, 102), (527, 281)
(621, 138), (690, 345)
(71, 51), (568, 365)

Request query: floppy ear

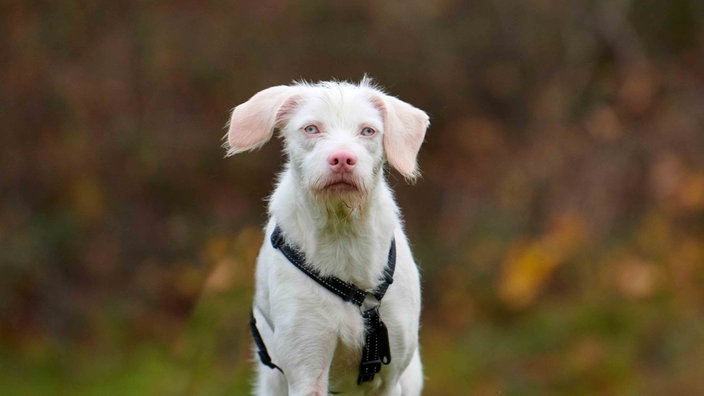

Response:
(372, 93), (430, 181)
(225, 85), (299, 156)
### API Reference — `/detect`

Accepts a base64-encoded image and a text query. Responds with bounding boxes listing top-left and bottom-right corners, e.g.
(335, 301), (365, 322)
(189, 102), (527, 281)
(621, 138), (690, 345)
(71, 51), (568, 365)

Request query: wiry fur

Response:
(226, 78), (429, 395)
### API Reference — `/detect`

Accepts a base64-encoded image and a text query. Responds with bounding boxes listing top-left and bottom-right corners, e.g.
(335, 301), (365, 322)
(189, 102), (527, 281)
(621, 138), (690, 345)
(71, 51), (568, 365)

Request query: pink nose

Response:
(328, 151), (357, 172)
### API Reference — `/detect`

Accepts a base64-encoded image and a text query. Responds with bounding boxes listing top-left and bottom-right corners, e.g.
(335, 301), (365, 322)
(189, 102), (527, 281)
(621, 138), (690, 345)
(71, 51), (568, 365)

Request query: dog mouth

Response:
(315, 174), (364, 194)
(322, 180), (360, 193)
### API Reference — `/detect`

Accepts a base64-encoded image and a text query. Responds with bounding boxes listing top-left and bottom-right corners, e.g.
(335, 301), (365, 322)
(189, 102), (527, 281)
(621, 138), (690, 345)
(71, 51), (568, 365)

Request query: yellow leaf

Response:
(499, 212), (586, 308)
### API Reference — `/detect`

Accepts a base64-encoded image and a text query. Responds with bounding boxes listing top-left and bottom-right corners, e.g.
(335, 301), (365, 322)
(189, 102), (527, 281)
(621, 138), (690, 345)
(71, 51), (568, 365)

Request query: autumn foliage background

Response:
(2, 1), (704, 394)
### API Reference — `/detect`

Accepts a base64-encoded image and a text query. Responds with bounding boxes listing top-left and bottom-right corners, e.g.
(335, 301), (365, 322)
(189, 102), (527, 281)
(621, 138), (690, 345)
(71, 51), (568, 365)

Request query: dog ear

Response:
(372, 94), (430, 181)
(225, 85), (299, 156)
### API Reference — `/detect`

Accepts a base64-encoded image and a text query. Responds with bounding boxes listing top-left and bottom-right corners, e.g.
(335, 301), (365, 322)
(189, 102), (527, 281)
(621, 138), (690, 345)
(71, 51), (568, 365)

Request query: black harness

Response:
(249, 225), (396, 385)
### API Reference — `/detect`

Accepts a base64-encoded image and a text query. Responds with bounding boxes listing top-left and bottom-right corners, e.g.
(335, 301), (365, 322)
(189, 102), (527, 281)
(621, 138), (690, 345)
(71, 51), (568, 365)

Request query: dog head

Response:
(225, 78), (429, 204)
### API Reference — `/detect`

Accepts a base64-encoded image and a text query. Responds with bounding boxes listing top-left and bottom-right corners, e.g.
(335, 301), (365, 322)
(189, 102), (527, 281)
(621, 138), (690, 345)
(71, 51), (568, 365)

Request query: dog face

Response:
(280, 84), (386, 204)
(225, 79), (430, 199)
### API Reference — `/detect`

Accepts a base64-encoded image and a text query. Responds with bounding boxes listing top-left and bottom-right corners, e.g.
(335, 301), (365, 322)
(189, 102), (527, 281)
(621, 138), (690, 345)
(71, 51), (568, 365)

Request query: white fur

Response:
(226, 79), (429, 396)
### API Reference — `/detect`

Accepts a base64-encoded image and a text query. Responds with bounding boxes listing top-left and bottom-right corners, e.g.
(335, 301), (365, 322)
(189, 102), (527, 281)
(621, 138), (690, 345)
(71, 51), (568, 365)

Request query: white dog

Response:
(225, 78), (429, 395)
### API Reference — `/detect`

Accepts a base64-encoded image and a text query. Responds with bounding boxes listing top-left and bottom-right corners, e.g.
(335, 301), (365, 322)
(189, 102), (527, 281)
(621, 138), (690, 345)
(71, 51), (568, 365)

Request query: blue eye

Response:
(361, 127), (376, 137)
(303, 125), (320, 135)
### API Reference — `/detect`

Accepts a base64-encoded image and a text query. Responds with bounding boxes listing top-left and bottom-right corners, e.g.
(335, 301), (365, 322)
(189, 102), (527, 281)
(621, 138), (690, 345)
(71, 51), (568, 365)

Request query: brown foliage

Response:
(1, 1), (703, 393)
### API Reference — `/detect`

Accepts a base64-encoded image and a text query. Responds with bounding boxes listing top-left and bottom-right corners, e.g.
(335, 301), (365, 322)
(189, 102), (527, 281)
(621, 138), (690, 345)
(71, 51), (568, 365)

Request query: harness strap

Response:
(249, 311), (283, 373)
(358, 306), (392, 384)
(250, 225), (396, 384)
(372, 239), (396, 302)
(270, 226), (396, 305)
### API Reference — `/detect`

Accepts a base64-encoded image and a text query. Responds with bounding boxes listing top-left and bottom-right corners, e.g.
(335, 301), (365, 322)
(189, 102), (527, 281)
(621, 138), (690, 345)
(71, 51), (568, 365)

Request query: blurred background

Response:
(2, 1), (704, 394)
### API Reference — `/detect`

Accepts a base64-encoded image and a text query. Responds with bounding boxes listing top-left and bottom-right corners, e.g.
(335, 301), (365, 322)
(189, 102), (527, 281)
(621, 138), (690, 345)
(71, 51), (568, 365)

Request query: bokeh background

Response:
(2, 1), (704, 394)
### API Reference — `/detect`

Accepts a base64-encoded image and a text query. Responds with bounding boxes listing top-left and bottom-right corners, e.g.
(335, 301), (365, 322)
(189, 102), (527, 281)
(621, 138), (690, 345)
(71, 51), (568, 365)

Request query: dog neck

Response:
(268, 166), (400, 288)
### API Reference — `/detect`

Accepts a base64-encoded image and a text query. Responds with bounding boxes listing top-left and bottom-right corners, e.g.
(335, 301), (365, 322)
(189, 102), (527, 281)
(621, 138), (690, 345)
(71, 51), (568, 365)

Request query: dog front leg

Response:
(276, 326), (336, 396)
(283, 358), (332, 396)
(286, 366), (331, 396)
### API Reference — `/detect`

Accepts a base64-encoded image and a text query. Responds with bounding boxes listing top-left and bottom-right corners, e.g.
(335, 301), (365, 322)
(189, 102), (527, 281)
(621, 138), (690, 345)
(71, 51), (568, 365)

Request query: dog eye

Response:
(303, 125), (320, 135)
(360, 127), (376, 137)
